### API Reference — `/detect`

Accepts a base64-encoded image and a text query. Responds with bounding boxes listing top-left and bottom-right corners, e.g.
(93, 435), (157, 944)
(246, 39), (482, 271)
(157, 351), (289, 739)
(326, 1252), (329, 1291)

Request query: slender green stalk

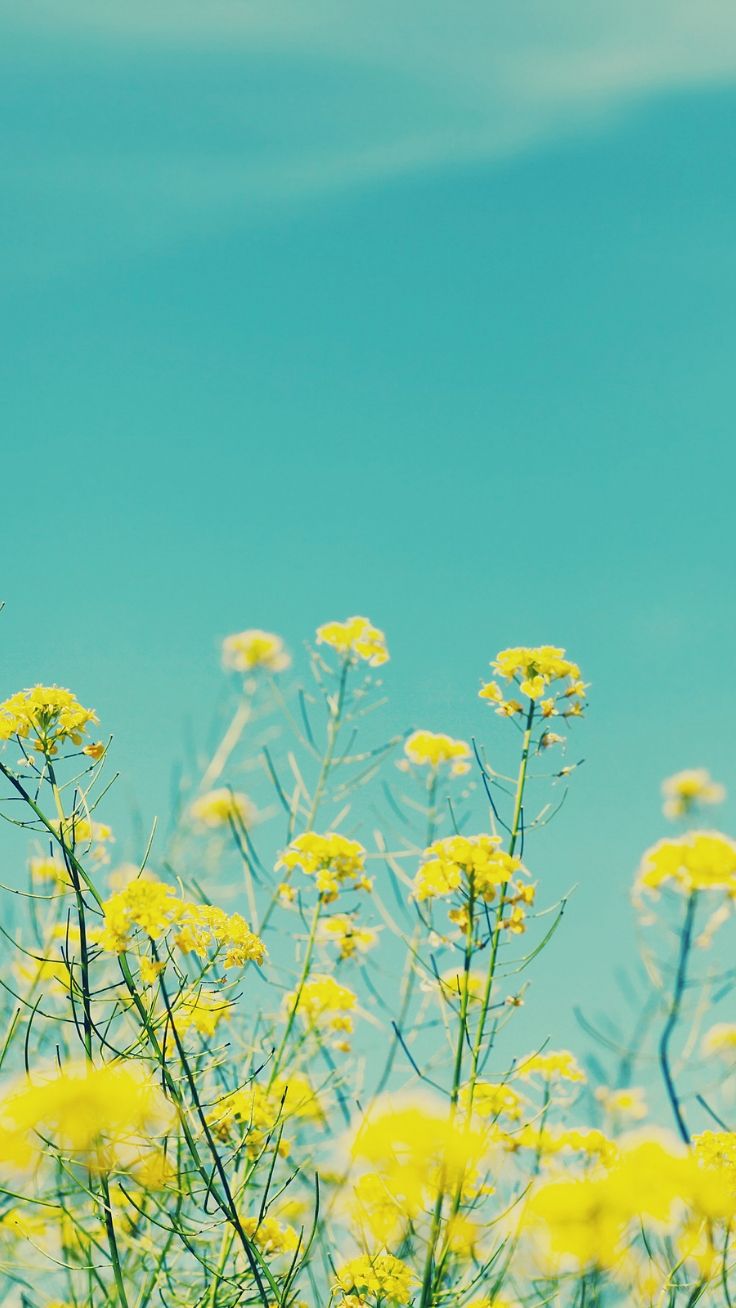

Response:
(659, 890), (697, 1143)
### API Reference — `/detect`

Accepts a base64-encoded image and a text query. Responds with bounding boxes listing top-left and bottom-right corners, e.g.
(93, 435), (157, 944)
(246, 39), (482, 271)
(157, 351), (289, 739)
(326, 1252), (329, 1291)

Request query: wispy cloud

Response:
(3, 0), (736, 276)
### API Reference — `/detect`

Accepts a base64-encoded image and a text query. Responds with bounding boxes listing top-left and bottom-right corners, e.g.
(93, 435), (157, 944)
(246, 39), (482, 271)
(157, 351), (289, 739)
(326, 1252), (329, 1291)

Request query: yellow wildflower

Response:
(413, 834), (529, 906)
(175, 989), (231, 1038)
(481, 646), (586, 718)
(702, 1023), (736, 1057)
(320, 913), (378, 958)
(662, 768), (726, 820)
(635, 830), (736, 898)
(334, 1254), (416, 1305)
(0, 686), (98, 755)
(316, 616), (389, 666)
(286, 974), (357, 1049)
(403, 730), (470, 776)
(242, 1214), (298, 1257)
(278, 831), (371, 901)
(222, 628), (290, 673)
(595, 1086), (647, 1121)
(190, 788), (255, 829)
(516, 1050), (586, 1084)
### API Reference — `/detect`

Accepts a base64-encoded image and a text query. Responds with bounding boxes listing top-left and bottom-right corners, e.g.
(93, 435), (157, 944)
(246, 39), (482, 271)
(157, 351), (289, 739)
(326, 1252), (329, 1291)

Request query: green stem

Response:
(659, 891), (697, 1144)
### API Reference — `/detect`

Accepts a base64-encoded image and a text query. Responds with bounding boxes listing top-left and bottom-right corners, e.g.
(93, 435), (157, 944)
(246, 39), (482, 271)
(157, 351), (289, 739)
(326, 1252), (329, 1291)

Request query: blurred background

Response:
(2, 0), (735, 1053)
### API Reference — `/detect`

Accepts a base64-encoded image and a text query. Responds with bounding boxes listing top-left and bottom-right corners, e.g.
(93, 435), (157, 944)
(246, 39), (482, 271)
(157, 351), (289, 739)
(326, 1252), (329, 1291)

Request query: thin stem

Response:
(659, 891), (697, 1143)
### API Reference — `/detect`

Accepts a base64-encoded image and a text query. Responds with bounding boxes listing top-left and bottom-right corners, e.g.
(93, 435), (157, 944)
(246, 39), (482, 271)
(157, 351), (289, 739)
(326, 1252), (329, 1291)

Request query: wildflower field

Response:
(1, 622), (735, 1308)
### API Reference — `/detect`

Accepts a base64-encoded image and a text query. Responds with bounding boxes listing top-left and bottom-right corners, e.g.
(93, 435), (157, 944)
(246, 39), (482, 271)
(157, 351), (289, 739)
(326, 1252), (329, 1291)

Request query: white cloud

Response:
(3, 0), (736, 275)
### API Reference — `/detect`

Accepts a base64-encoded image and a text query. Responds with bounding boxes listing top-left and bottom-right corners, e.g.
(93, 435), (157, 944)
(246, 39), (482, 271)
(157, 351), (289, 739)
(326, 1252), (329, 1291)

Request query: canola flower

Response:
(402, 730), (471, 776)
(222, 628), (291, 673)
(190, 787), (256, 828)
(662, 768), (726, 820)
(316, 616), (389, 666)
(0, 685), (98, 755)
(6, 623), (736, 1308)
(278, 831), (372, 901)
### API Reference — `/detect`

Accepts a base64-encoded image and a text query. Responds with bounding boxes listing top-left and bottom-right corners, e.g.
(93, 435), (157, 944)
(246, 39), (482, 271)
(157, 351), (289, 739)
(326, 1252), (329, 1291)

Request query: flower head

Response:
(190, 788), (255, 829)
(278, 832), (371, 902)
(334, 1254), (416, 1306)
(635, 831), (736, 899)
(316, 616), (389, 666)
(222, 629), (290, 673)
(403, 729), (470, 776)
(480, 646), (586, 719)
(0, 686), (98, 756)
(662, 769), (726, 820)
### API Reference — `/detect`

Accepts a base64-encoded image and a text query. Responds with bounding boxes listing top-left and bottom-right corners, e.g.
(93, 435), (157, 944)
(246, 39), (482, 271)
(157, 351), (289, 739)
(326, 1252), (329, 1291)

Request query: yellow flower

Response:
(175, 989), (231, 1037)
(662, 769), (726, 820)
(242, 1214), (299, 1257)
(702, 1023), (736, 1057)
(96, 879), (265, 967)
(0, 1063), (171, 1172)
(316, 616), (389, 666)
(413, 835), (529, 907)
(403, 730), (471, 776)
(278, 831), (371, 902)
(285, 974), (357, 1049)
(29, 855), (70, 887)
(595, 1086), (648, 1121)
(0, 686), (98, 755)
(222, 628), (290, 673)
(190, 788), (255, 829)
(516, 1049), (586, 1084)
(462, 1080), (526, 1122)
(320, 913), (378, 959)
(334, 1254), (416, 1305)
(208, 1073), (322, 1154)
(635, 830), (736, 898)
(481, 647), (586, 718)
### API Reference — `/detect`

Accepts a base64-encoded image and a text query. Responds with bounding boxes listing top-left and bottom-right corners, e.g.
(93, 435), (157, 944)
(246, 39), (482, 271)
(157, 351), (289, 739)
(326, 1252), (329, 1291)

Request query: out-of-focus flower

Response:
(635, 831), (736, 899)
(403, 730), (471, 776)
(222, 629), (290, 674)
(662, 769), (726, 820)
(516, 1050), (586, 1084)
(702, 1023), (736, 1057)
(595, 1086), (648, 1122)
(0, 686), (98, 756)
(285, 974), (357, 1051)
(190, 788), (256, 829)
(316, 616), (389, 666)
(319, 913), (378, 959)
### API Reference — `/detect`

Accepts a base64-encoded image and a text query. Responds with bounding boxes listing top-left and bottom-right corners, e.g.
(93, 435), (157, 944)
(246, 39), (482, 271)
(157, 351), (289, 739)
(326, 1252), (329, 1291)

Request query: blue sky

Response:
(2, 1), (736, 1057)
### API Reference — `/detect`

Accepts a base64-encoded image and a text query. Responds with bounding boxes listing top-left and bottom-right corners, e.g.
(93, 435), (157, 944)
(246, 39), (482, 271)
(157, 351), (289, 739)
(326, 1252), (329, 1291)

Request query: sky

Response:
(2, 1), (736, 1062)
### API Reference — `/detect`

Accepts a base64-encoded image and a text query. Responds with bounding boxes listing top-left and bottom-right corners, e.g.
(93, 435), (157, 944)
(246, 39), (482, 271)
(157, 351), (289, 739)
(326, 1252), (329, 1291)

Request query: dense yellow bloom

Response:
(242, 1214), (299, 1257)
(516, 1050), (586, 1084)
(189, 787), (255, 829)
(480, 646), (586, 718)
(635, 830), (736, 898)
(0, 1063), (171, 1172)
(316, 616), (389, 666)
(320, 913), (378, 958)
(279, 831), (371, 901)
(403, 729), (470, 776)
(334, 1253), (416, 1305)
(462, 1080), (525, 1121)
(662, 768), (725, 820)
(0, 686), (98, 755)
(222, 628), (290, 673)
(286, 974), (357, 1050)
(350, 1097), (488, 1230)
(96, 878), (265, 967)
(209, 1072), (322, 1156)
(175, 989), (231, 1037)
(414, 835), (527, 904)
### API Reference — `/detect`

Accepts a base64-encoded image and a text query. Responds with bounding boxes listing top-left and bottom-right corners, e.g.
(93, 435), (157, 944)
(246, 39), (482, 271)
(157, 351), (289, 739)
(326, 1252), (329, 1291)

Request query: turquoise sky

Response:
(2, 3), (736, 1058)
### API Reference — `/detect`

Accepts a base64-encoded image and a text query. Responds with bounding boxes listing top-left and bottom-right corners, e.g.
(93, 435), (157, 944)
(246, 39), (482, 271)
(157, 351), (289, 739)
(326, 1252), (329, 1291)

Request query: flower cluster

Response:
(189, 787), (255, 829)
(334, 1253), (416, 1306)
(278, 831), (372, 902)
(96, 878), (265, 968)
(316, 616), (389, 666)
(635, 830), (736, 899)
(285, 974), (357, 1051)
(479, 645), (586, 719)
(414, 835), (534, 931)
(0, 1063), (171, 1174)
(662, 768), (726, 820)
(208, 1072), (322, 1157)
(319, 913), (378, 958)
(402, 729), (470, 776)
(222, 628), (290, 674)
(0, 686), (98, 756)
